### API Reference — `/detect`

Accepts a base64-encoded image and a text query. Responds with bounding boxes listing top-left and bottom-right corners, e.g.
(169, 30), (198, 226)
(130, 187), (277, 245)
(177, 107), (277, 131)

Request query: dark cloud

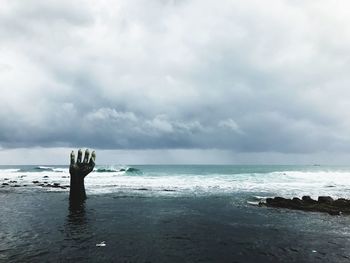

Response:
(1, 0), (350, 155)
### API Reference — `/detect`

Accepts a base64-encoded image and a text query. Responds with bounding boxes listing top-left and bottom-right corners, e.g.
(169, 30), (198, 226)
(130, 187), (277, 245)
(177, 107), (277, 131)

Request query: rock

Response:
(292, 197), (303, 205)
(43, 176), (49, 178)
(333, 198), (350, 208)
(53, 183), (60, 187)
(2, 183), (9, 186)
(274, 197), (286, 202)
(318, 196), (333, 204)
(261, 196), (350, 215)
(328, 210), (341, 216)
(9, 181), (17, 183)
(266, 197), (273, 203)
(32, 181), (40, 184)
(163, 189), (176, 192)
(301, 196), (317, 204)
(136, 188), (148, 191)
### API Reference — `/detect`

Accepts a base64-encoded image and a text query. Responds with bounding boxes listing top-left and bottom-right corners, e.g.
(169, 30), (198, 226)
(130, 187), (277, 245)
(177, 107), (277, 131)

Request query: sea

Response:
(1, 165), (350, 262)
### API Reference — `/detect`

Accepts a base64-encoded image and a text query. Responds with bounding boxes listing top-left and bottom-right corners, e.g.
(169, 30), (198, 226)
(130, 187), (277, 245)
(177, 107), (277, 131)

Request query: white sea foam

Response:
(1, 167), (350, 198)
(84, 170), (350, 198)
(0, 169), (20, 173)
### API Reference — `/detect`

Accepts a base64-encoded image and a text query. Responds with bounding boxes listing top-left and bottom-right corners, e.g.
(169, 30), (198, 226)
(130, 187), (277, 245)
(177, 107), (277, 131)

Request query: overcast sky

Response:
(1, 0), (350, 164)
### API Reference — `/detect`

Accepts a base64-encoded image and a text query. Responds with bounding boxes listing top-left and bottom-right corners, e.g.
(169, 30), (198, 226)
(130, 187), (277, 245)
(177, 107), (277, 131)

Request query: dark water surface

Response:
(1, 190), (350, 263)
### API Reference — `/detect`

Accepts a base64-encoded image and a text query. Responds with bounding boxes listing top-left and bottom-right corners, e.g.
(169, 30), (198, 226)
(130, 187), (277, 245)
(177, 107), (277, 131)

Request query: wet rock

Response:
(9, 181), (17, 183)
(333, 198), (350, 208)
(261, 196), (350, 215)
(136, 188), (148, 191)
(49, 183), (61, 188)
(292, 197), (303, 205)
(40, 183), (66, 189)
(318, 196), (333, 204)
(32, 181), (40, 184)
(2, 183), (9, 186)
(12, 185), (20, 187)
(302, 196), (316, 204)
(328, 210), (342, 216)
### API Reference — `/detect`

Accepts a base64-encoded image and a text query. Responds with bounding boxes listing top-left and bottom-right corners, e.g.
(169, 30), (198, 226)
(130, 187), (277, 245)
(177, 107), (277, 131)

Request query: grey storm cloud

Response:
(1, 0), (350, 153)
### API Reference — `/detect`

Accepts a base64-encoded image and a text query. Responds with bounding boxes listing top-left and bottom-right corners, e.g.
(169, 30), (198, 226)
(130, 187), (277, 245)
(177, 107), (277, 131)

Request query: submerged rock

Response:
(260, 196), (350, 215)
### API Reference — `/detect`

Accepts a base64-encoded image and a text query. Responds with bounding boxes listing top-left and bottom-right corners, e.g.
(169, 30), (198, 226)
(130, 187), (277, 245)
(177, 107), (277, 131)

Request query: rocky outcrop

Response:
(260, 196), (350, 215)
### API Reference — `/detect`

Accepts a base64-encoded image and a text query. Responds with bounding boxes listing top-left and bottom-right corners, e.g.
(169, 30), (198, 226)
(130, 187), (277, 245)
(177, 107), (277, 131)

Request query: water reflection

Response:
(68, 201), (87, 226)
(60, 201), (94, 261)
(65, 200), (90, 237)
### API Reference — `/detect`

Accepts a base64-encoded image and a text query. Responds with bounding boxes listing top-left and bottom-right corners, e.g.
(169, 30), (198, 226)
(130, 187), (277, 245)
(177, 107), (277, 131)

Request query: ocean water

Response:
(1, 165), (350, 262)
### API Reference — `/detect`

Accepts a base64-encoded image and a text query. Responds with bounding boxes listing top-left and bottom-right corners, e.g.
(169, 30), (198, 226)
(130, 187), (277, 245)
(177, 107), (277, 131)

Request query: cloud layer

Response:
(1, 0), (350, 154)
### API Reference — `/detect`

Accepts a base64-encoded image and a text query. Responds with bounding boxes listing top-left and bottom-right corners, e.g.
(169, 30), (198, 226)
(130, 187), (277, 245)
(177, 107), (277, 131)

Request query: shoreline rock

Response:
(260, 196), (350, 215)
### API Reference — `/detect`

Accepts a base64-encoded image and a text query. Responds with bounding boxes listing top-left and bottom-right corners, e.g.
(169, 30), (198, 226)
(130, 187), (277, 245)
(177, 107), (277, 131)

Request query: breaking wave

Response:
(18, 166), (66, 173)
(95, 168), (119, 173)
(1, 165), (350, 198)
(95, 167), (142, 174)
(125, 167), (142, 174)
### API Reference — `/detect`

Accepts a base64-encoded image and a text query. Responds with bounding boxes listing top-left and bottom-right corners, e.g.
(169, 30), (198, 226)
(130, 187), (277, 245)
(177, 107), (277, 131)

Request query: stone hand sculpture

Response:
(69, 149), (96, 201)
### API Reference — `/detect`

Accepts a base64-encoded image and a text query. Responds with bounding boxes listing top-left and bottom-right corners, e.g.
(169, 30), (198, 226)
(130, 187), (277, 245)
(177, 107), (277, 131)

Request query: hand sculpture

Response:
(69, 149), (96, 201)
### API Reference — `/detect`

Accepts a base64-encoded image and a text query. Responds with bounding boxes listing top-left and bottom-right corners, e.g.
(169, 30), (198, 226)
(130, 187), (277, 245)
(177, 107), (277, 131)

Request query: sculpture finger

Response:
(83, 149), (90, 163)
(89, 151), (96, 167)
(77, 149), (83, 164)
(70, 150), (75, 166)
